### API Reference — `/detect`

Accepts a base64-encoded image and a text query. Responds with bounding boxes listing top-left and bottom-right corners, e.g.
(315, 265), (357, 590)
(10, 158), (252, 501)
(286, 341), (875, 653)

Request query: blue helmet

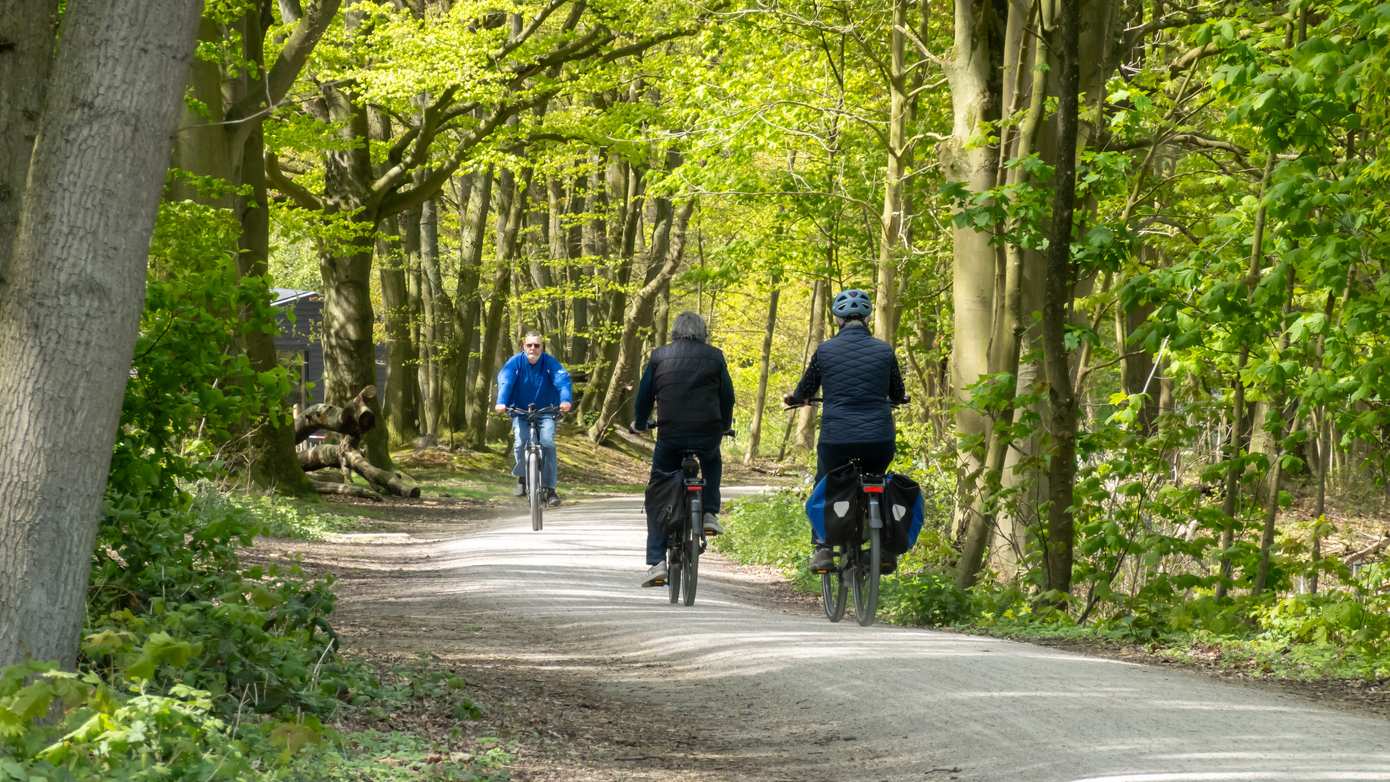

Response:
(831, 288), (872, 320)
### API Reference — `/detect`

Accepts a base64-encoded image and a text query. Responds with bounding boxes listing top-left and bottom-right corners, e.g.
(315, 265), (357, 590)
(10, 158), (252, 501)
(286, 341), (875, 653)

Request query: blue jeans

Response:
(512, 415), (558, 490)
(646, 437), (722, 565)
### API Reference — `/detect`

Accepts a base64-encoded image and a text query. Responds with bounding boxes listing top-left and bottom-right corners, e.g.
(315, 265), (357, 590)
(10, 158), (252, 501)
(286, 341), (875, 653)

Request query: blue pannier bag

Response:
(804, 461), (862, 547)
(882, 473), (925, 556)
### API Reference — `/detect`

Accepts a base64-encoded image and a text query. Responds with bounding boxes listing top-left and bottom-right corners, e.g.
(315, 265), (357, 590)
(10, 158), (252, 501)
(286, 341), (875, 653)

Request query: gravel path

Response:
(324, 488), (1390, 782)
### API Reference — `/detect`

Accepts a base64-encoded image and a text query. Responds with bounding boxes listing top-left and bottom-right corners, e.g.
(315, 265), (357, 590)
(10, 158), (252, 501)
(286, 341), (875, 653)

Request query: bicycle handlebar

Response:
(783, 395), (910, 410)
(503, 405), (565, 419)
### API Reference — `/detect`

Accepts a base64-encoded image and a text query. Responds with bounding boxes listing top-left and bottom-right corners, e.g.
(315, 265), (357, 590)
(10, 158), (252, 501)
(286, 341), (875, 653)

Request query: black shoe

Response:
(809, 546), (834, 573)
(880, 554), (898, 575)
(545, 489), (561, 508)
(513, 478), (526, 497)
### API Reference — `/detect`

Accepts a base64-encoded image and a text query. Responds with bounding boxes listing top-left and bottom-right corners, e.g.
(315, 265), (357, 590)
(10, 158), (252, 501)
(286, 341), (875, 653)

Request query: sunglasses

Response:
(524, 342), (542, 348)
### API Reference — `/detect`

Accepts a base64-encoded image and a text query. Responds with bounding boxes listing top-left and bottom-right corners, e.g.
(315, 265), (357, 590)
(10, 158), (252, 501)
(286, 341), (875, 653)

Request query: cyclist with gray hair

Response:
(633, 311), (735, 587)
(495, 330), (573, 506)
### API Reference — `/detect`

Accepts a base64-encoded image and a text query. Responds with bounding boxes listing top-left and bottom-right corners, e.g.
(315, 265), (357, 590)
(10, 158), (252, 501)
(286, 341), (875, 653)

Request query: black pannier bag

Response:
(805, 460), (863, 547)
(645, 467), (686, 535)
(881, 473), (925, 557)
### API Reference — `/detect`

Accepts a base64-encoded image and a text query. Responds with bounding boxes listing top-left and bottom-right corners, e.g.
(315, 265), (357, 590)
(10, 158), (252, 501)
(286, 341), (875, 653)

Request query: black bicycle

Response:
(815, 468), (887, 626)
(506, 405), (563, 531)
(785, 396), (904, 626)
(636, 423), (734, 606)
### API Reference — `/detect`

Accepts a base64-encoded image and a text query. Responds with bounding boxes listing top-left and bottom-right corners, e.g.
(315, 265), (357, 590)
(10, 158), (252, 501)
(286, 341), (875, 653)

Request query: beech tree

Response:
(0, 0), (203, 669)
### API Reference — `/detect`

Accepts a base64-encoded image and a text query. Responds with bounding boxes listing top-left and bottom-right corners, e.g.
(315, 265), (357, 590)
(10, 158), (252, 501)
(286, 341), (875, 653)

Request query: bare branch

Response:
(265, 151), (324, 211)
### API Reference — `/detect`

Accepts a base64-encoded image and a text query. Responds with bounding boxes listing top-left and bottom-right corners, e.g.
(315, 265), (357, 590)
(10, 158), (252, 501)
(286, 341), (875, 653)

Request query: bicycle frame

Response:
(506, 405), (562, 531)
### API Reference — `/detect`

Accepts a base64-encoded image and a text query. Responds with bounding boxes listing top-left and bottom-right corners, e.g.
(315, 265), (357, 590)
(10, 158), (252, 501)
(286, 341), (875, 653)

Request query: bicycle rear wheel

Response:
(851, 527), (881, 626)
(667, 539), (683, 604)
(527, 448), (542, 531)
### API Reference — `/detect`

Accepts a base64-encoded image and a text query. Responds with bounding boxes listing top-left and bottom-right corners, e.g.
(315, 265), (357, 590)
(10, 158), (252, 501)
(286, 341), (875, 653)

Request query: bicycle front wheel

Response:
(821, 550), (847, 622)
(851, 527), (881, 626)
(527, 448), (542, 531)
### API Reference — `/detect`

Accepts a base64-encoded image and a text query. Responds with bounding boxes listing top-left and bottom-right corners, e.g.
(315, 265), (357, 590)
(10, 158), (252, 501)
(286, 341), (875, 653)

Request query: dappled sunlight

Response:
(331, 494), (1390, 781)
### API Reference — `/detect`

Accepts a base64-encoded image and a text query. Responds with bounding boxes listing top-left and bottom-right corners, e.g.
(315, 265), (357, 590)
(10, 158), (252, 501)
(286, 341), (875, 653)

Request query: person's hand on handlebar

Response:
(782, 393), (799, 408)
(559, 401), (572, 413)
(494, 403), (507, 415)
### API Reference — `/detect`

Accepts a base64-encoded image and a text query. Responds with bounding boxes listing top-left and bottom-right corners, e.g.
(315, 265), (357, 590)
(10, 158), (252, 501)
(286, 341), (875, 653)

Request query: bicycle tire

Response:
(667, 537), (682, 604)
(527, 448), (542, 531)
(821, 560), (847, 622)
(852, 527), (881, 626)
(682, 498), (700, 606)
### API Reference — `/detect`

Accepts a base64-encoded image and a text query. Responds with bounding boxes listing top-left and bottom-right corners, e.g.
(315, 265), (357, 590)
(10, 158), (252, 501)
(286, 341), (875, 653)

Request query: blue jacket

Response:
(789, 321), (905, 444)
(496, 352), (573, 412)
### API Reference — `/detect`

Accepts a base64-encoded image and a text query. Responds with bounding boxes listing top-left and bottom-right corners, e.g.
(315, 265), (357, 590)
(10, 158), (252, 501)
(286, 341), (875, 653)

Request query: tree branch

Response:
(265, 151), (324, 210)
(228, 0), (344, 148)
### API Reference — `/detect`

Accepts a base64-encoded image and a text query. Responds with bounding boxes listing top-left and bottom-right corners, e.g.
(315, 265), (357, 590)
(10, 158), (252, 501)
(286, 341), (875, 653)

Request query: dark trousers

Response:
(813, 440), (895, 549)
(646, 437), (723, 565)
(814, 440), (895, 485)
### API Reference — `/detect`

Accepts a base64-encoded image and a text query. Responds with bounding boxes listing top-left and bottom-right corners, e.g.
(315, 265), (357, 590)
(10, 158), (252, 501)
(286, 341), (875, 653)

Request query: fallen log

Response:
(294, 385), (377, 444)
(298, 443), (420, 498)
(309, 478), (382, 501)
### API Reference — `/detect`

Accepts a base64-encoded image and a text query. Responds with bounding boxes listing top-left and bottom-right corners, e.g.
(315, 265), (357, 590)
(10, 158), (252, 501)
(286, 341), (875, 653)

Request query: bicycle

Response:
(636, 422), (734, 607)
(814, 467), (887, 626)
(785, 396), (904, 627)
(505, 405), (563, 531)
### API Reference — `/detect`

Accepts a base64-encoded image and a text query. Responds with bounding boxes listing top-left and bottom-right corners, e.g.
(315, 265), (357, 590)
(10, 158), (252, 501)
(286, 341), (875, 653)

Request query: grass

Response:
(714, 492), (1390, 684)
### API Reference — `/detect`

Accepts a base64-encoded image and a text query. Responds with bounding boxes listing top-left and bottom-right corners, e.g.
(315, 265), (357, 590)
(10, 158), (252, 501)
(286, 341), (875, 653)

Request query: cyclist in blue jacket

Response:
(494, 330), (573, 506)
(784, 289), (907, 573)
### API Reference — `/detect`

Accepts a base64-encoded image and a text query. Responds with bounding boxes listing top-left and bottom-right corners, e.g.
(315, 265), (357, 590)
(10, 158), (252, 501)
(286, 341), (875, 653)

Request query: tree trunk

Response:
(320, 241), (390, 466)
(795, 278), (828, 451)
(1040, 0), (1082, 596)
(1216, 156), (1275, 600)
(468, 168), (529, 448)
(873, 0), (909, 343)
(380, 214), (421, 446)
(589, 199), (695, 441)
(449, 168), (494, 431)
(238, 119), (314, 492)
(0, 0), (201, 670)
(744, 284), (781, 464)
(417, 195), (444, 442)
(0, 0), (60, 282)
(945, 0), (1003, 579)
(1254, 268), (1297, 596)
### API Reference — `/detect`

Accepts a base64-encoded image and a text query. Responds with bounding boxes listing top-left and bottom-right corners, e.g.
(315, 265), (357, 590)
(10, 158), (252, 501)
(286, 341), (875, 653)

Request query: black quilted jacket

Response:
(790, 322), (905, 444)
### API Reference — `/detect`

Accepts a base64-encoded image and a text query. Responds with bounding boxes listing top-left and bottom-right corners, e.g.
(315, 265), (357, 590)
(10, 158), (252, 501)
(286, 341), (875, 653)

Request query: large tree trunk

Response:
(946, 0), (1005, 588)
(320, 241), (391, 466)
(0, 0), (60, 282)
(238, 119), (314, 492)
(0, 0), (201, 670)
(744, 284), (780, 464)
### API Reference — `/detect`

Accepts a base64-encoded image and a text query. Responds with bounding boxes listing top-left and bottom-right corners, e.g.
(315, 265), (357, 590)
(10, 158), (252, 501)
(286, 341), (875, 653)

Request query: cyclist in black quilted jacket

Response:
(633, 311), (736, 587)
(784, 289), (907, 573)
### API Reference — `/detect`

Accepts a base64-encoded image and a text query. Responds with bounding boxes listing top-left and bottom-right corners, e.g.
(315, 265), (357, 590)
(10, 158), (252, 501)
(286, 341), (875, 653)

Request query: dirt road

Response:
(321, 488), (1390, 782)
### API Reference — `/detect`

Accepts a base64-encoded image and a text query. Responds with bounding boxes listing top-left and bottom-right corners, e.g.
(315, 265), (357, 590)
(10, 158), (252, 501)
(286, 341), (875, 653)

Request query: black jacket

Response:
(633, 338), (735, 442)
(789, 321), (905, 444)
